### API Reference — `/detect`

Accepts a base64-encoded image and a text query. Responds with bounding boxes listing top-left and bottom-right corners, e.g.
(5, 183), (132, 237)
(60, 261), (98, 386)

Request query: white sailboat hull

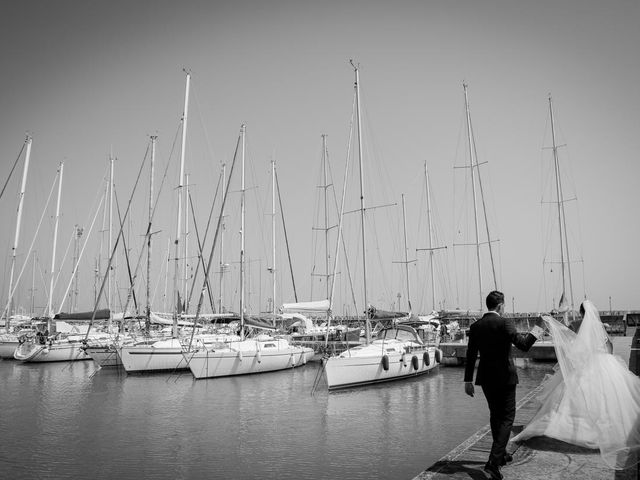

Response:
(84, 334), (140, 367)
(118, 333), (246, 373)
(188, 339), (314, 379)
(0, 336), (20, 358)
(324, 343), (441, 390)
(85, 345), (122, 367)
(14, 340), (90, 362)
(119, 341), (189, 373)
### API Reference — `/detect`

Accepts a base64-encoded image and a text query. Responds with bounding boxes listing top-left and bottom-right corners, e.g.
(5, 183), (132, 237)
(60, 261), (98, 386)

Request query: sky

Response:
(1, 0), (639, 317)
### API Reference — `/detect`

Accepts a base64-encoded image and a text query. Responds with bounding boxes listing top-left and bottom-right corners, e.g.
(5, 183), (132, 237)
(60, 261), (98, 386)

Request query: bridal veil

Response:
(512, 300), (640, 469)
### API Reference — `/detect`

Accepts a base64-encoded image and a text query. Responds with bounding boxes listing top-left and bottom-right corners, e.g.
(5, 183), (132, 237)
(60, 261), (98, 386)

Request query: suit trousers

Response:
(481, 383), (517, 466)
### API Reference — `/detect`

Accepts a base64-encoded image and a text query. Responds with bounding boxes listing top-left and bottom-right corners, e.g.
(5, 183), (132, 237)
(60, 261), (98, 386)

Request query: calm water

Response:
(0, 358), (553, 480)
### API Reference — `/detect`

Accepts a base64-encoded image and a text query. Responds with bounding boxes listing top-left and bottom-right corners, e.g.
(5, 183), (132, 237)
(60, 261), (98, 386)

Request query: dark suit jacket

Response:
(463, 312), (537, 386)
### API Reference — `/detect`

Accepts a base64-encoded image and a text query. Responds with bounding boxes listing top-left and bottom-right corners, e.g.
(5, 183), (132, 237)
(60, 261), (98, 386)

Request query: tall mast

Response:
(69, 225), (83, 312)
(548, 95), (575, 316)
(30, 251), (37, 317)
(173, 70), (190, 337)
(463, 83), (484, 311)
(351, 60), (370, 343)
(108, 154), (114, 313)
(322, 134), (331, 324)
(184, 172), (190, 312)
(425, 163), (436, 309)
(47, 162), (64, 319)
(5, 134), (31, 328)
(239, 124), (246, 338)
(271, 157), (277, 321)
(401, 194), (411, 311)
(311, 134), (332, 305)
(322, 135), (330, 301)
(146, 135), (156, 331)
(219, 164), (226, 313)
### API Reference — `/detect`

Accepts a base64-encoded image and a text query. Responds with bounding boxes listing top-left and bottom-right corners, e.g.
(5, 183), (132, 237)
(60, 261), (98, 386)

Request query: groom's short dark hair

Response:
(486, 290), (504, 310)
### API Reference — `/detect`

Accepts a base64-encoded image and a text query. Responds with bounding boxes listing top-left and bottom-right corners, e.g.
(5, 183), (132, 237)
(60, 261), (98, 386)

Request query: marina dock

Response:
(413, 328), (640, 480)
(439, 340), (557, 365)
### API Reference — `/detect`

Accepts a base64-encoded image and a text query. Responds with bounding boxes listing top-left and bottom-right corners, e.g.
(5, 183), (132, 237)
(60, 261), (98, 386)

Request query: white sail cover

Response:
(149, 312), (195, 326)
(281, 299), (330, 313)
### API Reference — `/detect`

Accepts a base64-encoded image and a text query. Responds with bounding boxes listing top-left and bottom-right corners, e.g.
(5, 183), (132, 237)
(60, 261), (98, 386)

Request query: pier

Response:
(412, 328), (640, 480)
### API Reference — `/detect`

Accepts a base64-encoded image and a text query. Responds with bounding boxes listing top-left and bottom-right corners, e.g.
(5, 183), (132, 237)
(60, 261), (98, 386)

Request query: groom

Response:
(464, 291), (541, 480)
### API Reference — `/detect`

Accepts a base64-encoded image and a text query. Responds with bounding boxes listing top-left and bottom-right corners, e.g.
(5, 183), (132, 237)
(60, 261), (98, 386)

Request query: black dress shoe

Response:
(483, 462), (503, 480)
(500, 453), (513, 466)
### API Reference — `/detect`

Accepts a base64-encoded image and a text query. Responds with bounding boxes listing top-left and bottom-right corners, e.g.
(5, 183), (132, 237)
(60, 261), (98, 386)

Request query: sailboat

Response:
(186, 124), (314, 380)
(0, 135), (33, 359)
(323, 62), (441, 390)
(118, 71), (197, 373)
(14, 162), (96, 363)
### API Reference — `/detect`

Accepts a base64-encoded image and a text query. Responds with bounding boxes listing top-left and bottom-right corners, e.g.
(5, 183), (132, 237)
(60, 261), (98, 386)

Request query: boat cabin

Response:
(376, 324), (424, 344)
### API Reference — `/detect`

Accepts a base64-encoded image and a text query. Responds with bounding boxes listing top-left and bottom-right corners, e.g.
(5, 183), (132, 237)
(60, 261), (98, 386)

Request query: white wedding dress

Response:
(512, 300), (640, 470)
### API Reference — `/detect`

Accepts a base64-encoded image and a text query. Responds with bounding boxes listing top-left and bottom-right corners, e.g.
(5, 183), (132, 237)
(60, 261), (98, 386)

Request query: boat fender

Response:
(290, 353), (296, 367)
(301, 352), (307, 365)
(256, 351), (262, 363)
(423, 351), (430, 366)
(401, 353), (407, 367)
(381, 354), (390, 371)
(411, 355), (419, 371)
(238, 350), (243, 361)
(435, 349), (442, 364)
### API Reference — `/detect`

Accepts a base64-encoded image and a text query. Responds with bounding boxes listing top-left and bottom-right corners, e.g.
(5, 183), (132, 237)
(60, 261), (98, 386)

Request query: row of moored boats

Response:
(0, 310), (443, 390)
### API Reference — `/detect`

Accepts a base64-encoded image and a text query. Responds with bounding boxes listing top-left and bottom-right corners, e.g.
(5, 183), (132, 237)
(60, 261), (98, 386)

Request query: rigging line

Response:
(1, 171), (58, 320)
(151, 239), (172, 310)
(326, 89), (357, 334)
(83, 138), (148, 340)
(134, 124), (179, 314)
(245, 144), (269, 273)
(51, 227), (76, 309)
(114, 188), (140, 314)
(185, 168), (224, 312)
(0, 138), (27, 201)
(190, 82), (218, 168)
(54, 170), (110, 313)
(152, 124), (182, 221)
(329, 90), (358, 319)
(369, 214), (391, 305)
(275, 168), (297, 302)
(106, 142), (154, 325)
(56, 194), (105, 314)
(187, 190), (217, 313)
(188, 127), (241, 350)
(469, 116), (498, 290)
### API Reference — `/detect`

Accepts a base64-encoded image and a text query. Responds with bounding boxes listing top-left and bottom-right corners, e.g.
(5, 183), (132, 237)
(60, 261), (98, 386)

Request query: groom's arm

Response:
(506, 318), (538, 352)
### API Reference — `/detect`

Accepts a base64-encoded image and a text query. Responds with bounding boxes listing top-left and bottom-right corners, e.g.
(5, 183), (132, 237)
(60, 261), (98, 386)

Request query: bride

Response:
(512, 300), (640, 470)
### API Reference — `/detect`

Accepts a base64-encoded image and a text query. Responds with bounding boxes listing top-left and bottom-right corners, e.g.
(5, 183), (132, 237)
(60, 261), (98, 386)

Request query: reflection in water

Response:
(0, 360), (553, 480)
